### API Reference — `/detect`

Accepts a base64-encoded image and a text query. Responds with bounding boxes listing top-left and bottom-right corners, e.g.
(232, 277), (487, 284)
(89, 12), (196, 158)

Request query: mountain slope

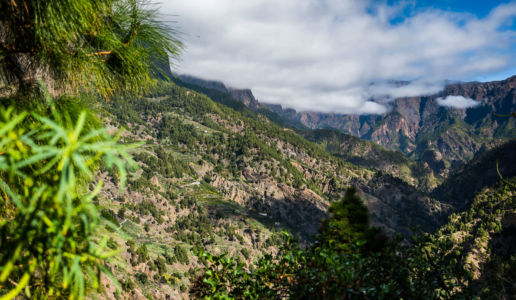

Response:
(174, 74), (308, 129)
(92, 74), (516, 299)
(434, 138), (516, 210)
(430, 178), (516, 298)
(176, 74), (516, 179)
(94, 80), (448, 298)
(299, 128), (441, 190)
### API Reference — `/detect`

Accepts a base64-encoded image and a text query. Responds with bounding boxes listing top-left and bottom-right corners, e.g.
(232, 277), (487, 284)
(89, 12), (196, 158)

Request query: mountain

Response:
(173, 74), (516, 203)
(179, 74), (515, 178)
(84, 71), (514, 298)
(174, 74), (308, 129)
(95, 80), (453, 298)
(266, 76), (516, 176)
(177, 74), (261, 110)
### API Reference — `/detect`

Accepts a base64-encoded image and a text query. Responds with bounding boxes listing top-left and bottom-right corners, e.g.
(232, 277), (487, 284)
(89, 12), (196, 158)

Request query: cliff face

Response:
(177, 74), (261, 110)
(228, 88), (260, 110)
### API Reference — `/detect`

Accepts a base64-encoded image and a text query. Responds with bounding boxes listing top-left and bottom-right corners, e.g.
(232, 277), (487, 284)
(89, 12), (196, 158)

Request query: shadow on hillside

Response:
(247, 196), (328, 241)
(473, 214), (516, 297)
(205, 195), (328, 242)
(433, 139), (516, 210)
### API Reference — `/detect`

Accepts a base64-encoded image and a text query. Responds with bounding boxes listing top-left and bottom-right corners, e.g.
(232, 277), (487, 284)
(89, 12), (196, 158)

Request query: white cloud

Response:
(367, 80), (445, 100)
(436, 95), (481, 109)
(161, 0), (516, 114)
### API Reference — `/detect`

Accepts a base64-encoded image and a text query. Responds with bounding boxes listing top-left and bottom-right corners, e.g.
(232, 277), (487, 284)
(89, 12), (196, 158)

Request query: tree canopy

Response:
(0, 0), (182, 99)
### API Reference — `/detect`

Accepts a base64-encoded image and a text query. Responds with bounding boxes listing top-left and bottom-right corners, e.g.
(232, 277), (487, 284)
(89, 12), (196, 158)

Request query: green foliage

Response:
(135, 272), (148, 285)
(0, 1), (180, 297)
(154, 256), (167, 275)
(174, 245), (190, 265)
(121, 278), (136, 292)
(135, 245), (149, 263)
(0, 107), (136, 299)
(101, 208), (121, 228)
(107, 237), (119, 250)
(133, 148), (195, 179)
(191, 187), (484, 299)
(0, 0), (182, 99)
(318, 187), (372, 252)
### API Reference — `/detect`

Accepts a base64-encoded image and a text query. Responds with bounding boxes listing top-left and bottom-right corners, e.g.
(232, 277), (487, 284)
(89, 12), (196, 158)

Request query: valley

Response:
(92, 75), (515, 298)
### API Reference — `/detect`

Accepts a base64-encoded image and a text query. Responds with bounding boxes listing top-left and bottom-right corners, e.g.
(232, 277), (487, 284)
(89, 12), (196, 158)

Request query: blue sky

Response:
(385, 0), (516, 81)
(163, 0), (516, 113)
(388, 0), (515, 18)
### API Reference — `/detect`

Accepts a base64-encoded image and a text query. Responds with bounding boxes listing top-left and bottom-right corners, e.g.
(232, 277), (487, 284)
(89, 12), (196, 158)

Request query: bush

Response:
(121, 279), (135, 292)
(136, 272), (148, 284)
(136, 245), (150, 263)
(174, 245), (190, 265)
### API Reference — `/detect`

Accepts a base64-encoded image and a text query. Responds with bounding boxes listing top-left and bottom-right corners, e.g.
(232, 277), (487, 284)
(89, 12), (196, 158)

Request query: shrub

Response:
(136, 272), (148, 284)
(122, 279), (136, 292)
(136, 245), (150, 263)
(174, 245), (190, 265)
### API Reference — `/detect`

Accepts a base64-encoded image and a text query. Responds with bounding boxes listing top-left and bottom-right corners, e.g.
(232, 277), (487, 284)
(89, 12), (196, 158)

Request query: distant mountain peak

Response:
(176, 74), (261, 110)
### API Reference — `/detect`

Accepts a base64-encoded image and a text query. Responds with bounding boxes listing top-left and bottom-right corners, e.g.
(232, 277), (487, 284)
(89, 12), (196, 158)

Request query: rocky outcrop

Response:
(177, 74), (261, 110)
(228, 88), (260, 110)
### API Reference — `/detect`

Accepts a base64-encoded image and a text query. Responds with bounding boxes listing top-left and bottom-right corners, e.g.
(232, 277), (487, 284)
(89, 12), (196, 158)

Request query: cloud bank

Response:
(162, 0), (516, 114)
(436, 95), (481, 109)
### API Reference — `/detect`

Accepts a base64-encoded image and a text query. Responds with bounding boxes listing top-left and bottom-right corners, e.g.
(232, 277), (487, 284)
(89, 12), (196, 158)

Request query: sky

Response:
(161, 0), (516, 114)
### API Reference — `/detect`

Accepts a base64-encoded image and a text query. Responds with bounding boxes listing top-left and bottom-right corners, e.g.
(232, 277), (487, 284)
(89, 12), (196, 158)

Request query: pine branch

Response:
(123, 22), (141, 46)
(86, 22), (141, 58)
(86, 51), (112, 57)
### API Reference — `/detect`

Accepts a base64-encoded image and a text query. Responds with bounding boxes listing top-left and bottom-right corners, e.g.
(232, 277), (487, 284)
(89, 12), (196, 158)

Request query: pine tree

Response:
(0, 0), (182, 100)
(0, 1), (181, 298)
(318, 186), (371, 251)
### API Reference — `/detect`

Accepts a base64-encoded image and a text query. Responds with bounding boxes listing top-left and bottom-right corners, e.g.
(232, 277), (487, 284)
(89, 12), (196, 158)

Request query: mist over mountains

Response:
(177, 74), (516, 177)
(167, 1), (516, 114)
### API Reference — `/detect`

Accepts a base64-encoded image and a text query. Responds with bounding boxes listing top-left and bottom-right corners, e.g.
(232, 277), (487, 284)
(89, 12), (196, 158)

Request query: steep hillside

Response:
(430, 178), (516, 298)
(299, 128), (441, 190)
(174, 75), (308, 129)
(94, 81), (448, 298)
(434, 139), (516, 210)
(175, 75), (438, 191)
(177, 75), (261, 110)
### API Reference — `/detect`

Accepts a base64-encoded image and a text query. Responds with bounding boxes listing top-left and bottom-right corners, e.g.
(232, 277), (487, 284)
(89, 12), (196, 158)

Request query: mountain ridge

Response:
(177, 74), (516, 177)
